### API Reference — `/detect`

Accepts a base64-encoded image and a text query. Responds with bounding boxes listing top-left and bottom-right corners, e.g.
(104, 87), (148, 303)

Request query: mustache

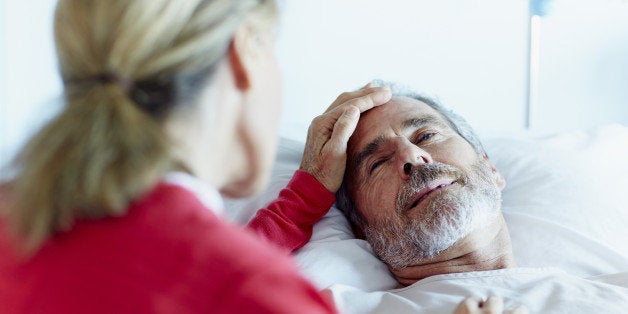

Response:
(396, 162), (465, 214)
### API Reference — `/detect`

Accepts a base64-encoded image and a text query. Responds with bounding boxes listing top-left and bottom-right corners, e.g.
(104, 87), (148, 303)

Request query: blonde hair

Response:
(3, 0), (277, 253)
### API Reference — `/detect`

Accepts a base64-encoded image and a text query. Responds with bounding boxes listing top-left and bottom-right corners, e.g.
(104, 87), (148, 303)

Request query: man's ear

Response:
(227, 23), (255, 90)
(483, 155), (506, 190)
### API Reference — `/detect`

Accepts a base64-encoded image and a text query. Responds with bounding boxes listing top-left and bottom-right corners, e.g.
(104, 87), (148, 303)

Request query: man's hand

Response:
(454, 296), (528, 314)
(300, 84), (392, 193)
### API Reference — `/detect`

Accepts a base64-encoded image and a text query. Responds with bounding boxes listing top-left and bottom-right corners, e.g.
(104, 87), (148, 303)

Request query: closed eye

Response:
(369, 158), (387, 174)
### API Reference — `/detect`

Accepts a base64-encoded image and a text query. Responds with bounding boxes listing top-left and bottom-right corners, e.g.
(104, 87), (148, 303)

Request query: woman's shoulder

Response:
(127, 182), (306, 295)
(0, 182), (327, 313)
(127, 182), (294, 268)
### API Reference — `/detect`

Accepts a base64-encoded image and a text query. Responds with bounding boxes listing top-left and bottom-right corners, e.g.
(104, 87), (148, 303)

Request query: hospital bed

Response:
(225, 123), (628, 313)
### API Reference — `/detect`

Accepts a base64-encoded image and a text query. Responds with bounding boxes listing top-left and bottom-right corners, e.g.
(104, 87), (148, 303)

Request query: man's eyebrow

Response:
(402, 116), (446, 129)
(354, 135), (386, 170)
(353, 115), (446, 170)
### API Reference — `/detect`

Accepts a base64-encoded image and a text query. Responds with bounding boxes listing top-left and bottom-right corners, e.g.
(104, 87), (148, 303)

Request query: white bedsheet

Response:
(294, 209), (628, 291)
(329, 268), (628, 314)
(225, 124), (628, 313)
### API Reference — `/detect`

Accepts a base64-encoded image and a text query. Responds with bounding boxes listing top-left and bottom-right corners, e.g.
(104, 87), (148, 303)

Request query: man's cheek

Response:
(367, 187), (394, 217)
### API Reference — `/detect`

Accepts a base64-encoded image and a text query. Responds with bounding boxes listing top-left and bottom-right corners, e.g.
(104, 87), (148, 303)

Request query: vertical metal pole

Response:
(527, 15), (541, 130)
(526, 1), (544, 130)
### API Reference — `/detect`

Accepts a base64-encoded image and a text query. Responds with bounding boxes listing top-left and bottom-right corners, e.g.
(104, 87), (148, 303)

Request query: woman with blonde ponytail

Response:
(0, 0), (395, 312)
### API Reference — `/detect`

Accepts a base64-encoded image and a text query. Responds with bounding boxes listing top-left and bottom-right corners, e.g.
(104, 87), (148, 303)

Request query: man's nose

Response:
(396, 139), (432, 180)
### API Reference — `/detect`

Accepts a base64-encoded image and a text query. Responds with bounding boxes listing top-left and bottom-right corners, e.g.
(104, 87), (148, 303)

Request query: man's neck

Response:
(390, 216), (515, 287)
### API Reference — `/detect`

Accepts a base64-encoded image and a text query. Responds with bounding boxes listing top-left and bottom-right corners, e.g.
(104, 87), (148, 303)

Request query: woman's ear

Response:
(220, 20), (280, 198)
(483, 155), (506, 190)
(228, 23), (255, 90)
(228, 19), (277, 92)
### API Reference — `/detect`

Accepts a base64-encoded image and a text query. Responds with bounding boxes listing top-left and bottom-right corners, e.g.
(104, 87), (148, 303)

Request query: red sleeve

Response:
(247, 170), (335, 252)
(221, 256), (337, 314)
(203, 204), (338, 314)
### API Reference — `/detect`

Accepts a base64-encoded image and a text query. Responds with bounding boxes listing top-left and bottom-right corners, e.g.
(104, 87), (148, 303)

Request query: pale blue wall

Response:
(276, 0), (529, 141)
(275, 0), (628, 141)
(0, 0), (7, 169)
(533, 0), (628, 133)
(1, 0), (627, 170)
(1, 1), (61, 170)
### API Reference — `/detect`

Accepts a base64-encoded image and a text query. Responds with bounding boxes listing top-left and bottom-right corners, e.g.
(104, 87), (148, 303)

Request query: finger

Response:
(482, 296), (504, 312)
(454, 297), (482, 314)
(360, 81), (376, 89)
(509, 305), (529, 314)
(327, 86), (390, 112)
(318, 88), (391, 135)
(339, 88), (391, 113)
(328, 106), (360, 153)
(459, 297), (482, 310)
(327, 87), (386, 111)
(306, 115), (335, 153)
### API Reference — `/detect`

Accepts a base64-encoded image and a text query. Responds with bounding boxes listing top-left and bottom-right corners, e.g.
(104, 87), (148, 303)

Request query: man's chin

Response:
(365, 211), (473, 268)
(371, 203), (500, 268)
(370, 160), (503, 269)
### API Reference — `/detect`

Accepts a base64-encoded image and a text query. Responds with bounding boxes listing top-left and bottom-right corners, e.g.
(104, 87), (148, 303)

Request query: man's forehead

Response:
(372, 96), (432, 113)
(350, 97), (448, 149)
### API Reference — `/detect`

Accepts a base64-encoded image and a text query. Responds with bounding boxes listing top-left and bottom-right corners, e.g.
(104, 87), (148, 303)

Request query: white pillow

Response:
(224, 124), (628, 291)
(484, 124), (628, 279)
(486, 124), (628, 257)
(224, 137), (306, 224)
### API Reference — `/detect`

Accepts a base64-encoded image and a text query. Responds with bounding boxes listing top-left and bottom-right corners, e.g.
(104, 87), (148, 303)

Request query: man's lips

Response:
(408, 179), (457, 211)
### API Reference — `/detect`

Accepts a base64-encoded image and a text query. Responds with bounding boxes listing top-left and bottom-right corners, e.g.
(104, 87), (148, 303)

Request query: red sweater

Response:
(0, 170), (337, 313)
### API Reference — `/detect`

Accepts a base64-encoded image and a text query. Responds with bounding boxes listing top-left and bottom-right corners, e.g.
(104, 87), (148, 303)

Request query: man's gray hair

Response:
(336, 80), (486, 229)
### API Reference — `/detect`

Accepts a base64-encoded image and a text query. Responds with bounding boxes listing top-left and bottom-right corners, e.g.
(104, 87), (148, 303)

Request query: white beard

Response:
(363, 160), (502, 269)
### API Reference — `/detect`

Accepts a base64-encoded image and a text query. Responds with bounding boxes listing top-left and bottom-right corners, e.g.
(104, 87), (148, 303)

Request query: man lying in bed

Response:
(333, 80), (622, 289)
(226, 80), (626, 312)
(324, 81), (628, 313)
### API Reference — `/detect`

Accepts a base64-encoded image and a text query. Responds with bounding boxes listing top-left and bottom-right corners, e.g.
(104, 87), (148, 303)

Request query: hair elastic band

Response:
(64, 72), (135, 93)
